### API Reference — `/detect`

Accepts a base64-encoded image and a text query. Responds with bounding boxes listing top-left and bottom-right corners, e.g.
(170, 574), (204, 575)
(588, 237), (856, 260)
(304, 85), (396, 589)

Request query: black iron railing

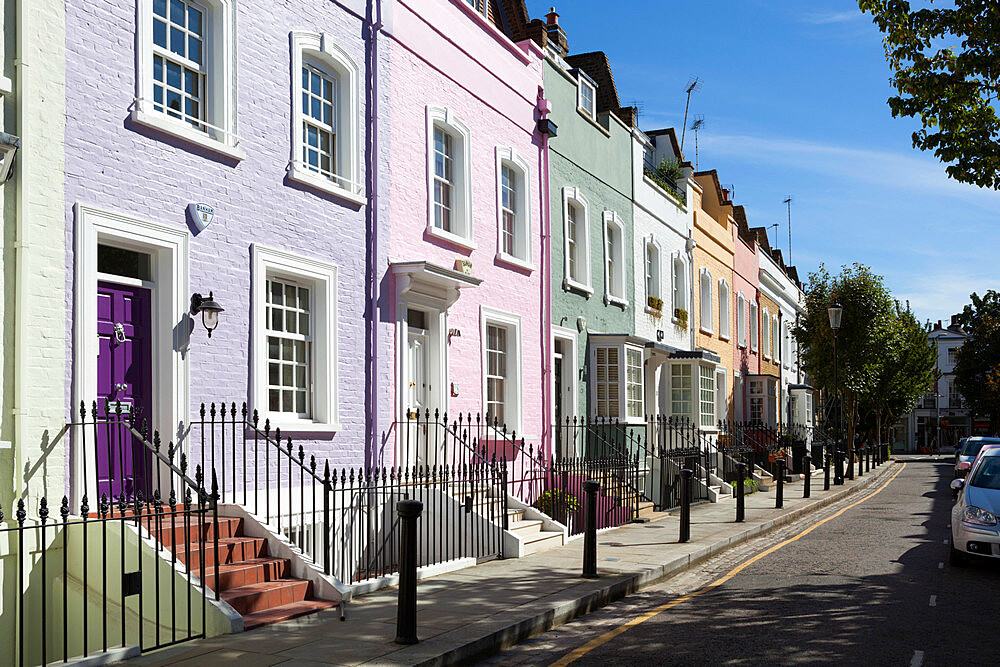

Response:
(3, 483), (217, 666)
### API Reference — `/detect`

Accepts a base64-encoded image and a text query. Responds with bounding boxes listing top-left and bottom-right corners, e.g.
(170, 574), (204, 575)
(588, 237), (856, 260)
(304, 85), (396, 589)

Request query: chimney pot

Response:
(546, 7), (559, 26)
(722, 188), (730, 200)
(937, 320), (943, 329)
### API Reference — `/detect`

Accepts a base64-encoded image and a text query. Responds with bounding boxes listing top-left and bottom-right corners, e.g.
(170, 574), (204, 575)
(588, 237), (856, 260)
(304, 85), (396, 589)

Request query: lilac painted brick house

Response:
(65, 0), (390, 503)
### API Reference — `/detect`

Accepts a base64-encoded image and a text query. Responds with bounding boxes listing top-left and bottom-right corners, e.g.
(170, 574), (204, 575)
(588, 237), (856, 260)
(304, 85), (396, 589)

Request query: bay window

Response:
(591, 338), (645, 421)
(699, 365), (716, 427)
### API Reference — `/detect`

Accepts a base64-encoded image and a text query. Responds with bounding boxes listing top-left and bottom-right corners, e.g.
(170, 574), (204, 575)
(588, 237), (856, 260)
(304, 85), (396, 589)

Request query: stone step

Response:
(173, 535), (269, 567)
(242, 599), (339, 631)
(193, 556), (290, 592)
(522, 530), (563, 556)
(509, 519), (543, 537)
(220, 579), (312, 616)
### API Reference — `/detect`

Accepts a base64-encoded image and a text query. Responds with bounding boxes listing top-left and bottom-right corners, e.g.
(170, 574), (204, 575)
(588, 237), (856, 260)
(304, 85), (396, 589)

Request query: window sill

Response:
(563, 278), (593, 297)
(605, 294), (628, 308)
(288, 164), (366, 206)
(644, 306), (665, 317)
(0, 75), (11, 95)
(495, 252), (535, 273)
(427, 225), (477, 251)
(576, 108), (610, 136)
(737, 342), (747, 350)
(700, 326), (714, 335)
(130, 108), (246, 161)
(260, 418), (342, 434)
(719, 334), (731, 342)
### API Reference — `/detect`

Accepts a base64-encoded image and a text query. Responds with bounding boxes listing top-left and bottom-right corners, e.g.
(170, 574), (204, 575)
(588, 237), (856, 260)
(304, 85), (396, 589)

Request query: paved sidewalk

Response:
(133, 461), (900, 667)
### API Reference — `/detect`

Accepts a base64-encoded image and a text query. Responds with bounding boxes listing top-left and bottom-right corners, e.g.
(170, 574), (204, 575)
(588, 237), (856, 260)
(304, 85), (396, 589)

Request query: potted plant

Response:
(674, 307), (688, 328)
(532, 489), (581, 524)
(647, 295), (663, 316)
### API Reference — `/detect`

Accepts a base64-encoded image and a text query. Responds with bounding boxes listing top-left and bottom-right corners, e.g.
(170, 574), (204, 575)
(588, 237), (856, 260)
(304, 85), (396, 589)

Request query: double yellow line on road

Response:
(550, 463), (908, 666)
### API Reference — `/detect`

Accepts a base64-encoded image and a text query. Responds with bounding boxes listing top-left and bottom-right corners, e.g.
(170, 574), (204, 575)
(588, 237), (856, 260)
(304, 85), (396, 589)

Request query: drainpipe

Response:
(12, 0), (29, 497)
(538, 89), (552, 457)
(363, 0), (383, 466)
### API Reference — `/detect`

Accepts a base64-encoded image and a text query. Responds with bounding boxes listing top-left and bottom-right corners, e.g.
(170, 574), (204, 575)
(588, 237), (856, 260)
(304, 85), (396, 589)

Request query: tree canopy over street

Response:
(859, 0), (1000, 189)
(794, 264), (936, 457)
(953, 291), (1000, 431)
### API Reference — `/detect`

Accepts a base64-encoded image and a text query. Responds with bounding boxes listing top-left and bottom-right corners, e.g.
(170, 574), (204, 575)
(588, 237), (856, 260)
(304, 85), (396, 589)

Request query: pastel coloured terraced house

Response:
(538, 20), (641, 448)
(384, 0), (546, 455)
(731, 205), (761, 422)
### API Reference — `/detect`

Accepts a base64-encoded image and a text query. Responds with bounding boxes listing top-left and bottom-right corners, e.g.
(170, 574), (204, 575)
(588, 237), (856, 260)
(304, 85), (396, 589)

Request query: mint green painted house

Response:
(542, 33), (643, 455)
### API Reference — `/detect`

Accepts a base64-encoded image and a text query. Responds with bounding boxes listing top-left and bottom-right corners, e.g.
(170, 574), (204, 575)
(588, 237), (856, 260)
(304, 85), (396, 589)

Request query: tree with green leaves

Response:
(954, 291), (1000, 432)
(858, 0), (1000, 189)
(793, 264), (934, 462)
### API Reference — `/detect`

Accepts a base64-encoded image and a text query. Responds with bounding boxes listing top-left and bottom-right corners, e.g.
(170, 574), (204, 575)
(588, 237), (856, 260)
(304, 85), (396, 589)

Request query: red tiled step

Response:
(193, 557), (290, 592)
(242, 599), (338, 631)
(221, 579), (312, 615)
(149, 516), (243, 546)
(173, 536), (268, 567)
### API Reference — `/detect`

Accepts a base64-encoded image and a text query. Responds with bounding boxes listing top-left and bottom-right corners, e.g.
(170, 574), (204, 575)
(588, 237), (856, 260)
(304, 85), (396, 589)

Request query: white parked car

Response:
(951, 447), (1000, 565)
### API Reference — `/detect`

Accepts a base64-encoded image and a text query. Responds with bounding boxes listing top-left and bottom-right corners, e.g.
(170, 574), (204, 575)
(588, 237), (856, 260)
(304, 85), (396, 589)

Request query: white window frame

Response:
(252, 245), (339, 432)
(715, 367), (727, 426)
(625, 346), (644, 420)
(782, 321), (791, 368)
(577, 72), (597, 119)
(672, 255), (687, 324)
(644, 237), (662, 312)
(133, 0), (243, 160)
(590, 342), (645, 423)
(670, 362), (693, 419)
(426, 105), (474, 250)
(718, 278), (731, 341)
(762, 307), (770, 359)
(562, 186), (592, 295)
(772, 315), (780, 362)
(495, 146), (533, 270)
(288, 31), (364, 205)
(737, 292), (746, 348)
(480, 307), (523, 433)
(699, 364), (716, 428)
(699, 268), (713, 334)
(750, 301), (759, 352)
(603, 211), (627, 307)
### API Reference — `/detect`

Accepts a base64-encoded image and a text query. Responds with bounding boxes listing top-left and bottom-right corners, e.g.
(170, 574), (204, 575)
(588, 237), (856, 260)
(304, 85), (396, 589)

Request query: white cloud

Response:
(698, 132), (1000, 209)
(800, 10), (863, 25)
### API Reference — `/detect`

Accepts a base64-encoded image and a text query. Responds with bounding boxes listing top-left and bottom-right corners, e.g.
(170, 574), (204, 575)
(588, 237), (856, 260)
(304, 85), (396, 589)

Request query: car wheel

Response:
(950, 544), (966, 566)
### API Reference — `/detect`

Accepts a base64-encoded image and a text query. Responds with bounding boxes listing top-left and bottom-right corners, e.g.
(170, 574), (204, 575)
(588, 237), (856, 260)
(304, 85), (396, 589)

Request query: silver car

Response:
(954, 436), (1000, 479)
(951, 448), (1000, 565)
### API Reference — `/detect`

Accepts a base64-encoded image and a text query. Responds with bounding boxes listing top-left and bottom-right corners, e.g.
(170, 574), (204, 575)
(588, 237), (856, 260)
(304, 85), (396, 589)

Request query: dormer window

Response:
(578, 75), (597, 118)
(464, 0), (488, 17)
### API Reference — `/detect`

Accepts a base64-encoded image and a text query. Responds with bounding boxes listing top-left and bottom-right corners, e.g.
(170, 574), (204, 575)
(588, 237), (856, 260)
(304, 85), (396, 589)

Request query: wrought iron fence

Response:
(543, 455), (641, 536)
(2, 485), (217, 666)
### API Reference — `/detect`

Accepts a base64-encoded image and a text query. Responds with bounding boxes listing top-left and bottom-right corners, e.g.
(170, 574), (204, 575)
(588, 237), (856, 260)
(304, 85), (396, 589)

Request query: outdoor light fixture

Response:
(828, 302), (843, 332)
(190, 291), (224, 338)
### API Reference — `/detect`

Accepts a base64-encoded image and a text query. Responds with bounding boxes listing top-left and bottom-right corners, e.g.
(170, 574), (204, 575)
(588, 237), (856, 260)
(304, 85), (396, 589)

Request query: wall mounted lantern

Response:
(190, 291), (225, 338)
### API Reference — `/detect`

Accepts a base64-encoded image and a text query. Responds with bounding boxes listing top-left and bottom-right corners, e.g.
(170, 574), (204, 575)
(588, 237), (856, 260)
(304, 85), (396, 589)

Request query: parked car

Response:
(954, 437), (1000, 479)
(951, 448), (1000, 565)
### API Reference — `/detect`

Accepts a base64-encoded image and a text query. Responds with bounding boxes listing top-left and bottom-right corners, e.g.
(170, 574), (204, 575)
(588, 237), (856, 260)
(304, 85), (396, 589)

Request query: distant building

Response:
(896, 316), (971, 452)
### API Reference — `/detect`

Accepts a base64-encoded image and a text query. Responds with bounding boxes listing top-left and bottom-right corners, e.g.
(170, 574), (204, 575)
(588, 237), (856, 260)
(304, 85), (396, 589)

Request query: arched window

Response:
(699, 268), (713, 333)
(718, 279), (730, 340)
(289, 31), (363, 204)
(495, 147), (532, 267)
(426, 106), (473, 246)
(562, 187), (592, 293)
(603, 212), (626, 306)
(737, 292), (746, 348)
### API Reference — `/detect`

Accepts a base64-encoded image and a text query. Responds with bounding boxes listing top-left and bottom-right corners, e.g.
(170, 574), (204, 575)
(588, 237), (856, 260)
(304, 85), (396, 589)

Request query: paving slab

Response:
(135, 461), (900, 666)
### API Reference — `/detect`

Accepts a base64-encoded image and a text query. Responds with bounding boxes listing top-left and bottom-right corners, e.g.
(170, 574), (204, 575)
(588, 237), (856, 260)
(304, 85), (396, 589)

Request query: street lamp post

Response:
(829, 302), (844, 485)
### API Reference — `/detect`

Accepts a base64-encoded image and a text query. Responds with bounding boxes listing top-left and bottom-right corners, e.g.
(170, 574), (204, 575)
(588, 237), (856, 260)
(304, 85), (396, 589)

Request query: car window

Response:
(962, 439), (1000, 457)
(970, 457), (1000, 490)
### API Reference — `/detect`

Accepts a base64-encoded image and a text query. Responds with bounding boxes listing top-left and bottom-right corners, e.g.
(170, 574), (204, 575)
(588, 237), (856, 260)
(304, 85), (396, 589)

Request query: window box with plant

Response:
(644, 158), (687, 207)
(647, 295), (664, 314)
(674, 307), (688, 328)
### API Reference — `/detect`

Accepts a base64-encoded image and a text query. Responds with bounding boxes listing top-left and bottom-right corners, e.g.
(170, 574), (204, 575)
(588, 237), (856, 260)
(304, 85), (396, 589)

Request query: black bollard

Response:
(847, 446), (855, 481)
(679, 469), (693, 543)
(803, 453), (812, 499)
(834, 449), (845, 485)
(582, 480), (600, 579)
(857, 446), (864, 477)
(775, 458), (785, 509)
(395, 500), (423, 645)
(824, 451), (831, 491)
(735, 462), (746, 523)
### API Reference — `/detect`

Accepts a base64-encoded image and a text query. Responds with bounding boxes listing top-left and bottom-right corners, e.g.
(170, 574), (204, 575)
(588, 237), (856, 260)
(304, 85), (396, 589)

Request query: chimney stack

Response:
(937, 320), (943, 330)
(721, 188), (730, 201)
(542, 6), (569, 57)
(546, 7), (559, 25)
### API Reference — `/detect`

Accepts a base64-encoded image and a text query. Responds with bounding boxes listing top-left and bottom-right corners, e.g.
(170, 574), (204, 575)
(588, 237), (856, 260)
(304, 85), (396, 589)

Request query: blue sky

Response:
(525, 0), (1000, 325)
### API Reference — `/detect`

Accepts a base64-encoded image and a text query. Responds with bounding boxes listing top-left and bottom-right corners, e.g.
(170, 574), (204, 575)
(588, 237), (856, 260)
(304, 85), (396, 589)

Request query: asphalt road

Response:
(481, 456), (999, 666)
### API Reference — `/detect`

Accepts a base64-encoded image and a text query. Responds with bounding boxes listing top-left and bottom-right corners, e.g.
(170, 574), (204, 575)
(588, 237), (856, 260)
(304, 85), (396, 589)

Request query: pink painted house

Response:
(732, 206), (760, 422)
(383, 0), (547, 464)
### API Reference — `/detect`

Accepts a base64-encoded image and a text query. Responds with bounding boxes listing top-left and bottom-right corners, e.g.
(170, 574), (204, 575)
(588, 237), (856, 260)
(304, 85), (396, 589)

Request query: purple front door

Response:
(96, 281), (152, 499)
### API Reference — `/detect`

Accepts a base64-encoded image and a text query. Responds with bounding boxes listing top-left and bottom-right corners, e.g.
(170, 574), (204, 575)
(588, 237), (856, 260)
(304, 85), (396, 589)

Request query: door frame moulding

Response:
(551, 324), (579, 456)
(74, 203), (190, 505)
